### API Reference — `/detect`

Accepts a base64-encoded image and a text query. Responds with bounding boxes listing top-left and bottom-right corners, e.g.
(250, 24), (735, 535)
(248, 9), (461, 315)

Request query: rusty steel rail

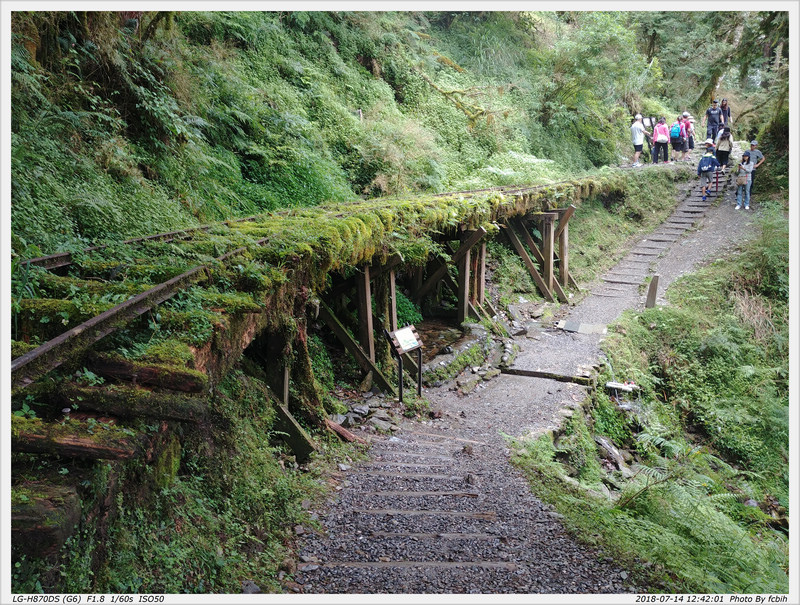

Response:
(22, 216), (262, 270)
(11, 238), (270, 392)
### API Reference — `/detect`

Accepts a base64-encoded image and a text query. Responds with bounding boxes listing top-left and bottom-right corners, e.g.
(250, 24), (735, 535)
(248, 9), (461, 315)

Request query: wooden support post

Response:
(388, 269), (398, 332)
(542, 214), (555, 292)
(559, 221), (569, 290)
(457, 245), (471, 325)
(470, 248), (479, 305)
(645, 275), (659, 308)
(509, 218), (568, 304)
(283, 364), (290, 406)
(502, 221), (555, 303)
(356, 265), (375, 362)
(318, 302), (397, 395)
(554, 205), (576, 241)
(477, 242), (486, 305)
(414, 227), (487, 302)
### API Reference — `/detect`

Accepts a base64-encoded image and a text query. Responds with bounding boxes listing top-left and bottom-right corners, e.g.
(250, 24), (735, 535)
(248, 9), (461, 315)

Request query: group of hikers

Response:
(630, 98), (765, 209)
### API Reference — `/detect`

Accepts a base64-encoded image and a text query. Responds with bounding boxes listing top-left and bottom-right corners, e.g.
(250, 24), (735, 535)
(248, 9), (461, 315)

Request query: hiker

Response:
(687, 114), (696, 155)
(747, 140), (765, 200)
(735, 151), (754, 210)
(697, 139), (720, 202)
(703, 99), (723, 140)
(652, 117), (670, 164)
(681, 112), (693, 161)
(720, 98), (732, 125)
(715, 127), (733, 171)
(669, 115), (685, 162)
(630, 114), (651, 167)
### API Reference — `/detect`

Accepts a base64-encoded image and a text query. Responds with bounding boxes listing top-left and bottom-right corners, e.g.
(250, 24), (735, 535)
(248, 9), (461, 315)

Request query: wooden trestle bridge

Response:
(9, 173), (630, 563)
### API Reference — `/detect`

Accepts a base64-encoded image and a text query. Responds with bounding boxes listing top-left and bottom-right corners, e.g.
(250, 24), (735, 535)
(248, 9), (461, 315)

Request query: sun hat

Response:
(750, 140), (758, 146)
(705, 138), (714, 145)
(682, 111), (690, 117)
(635, 113), (642, 119)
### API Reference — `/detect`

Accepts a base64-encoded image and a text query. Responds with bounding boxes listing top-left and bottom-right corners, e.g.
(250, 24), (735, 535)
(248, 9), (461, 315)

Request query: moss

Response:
(423, 340), (487, 385)
(153, 436), (181, 489)
(11, 416), (137, 448)
(11, 340), (38, 358)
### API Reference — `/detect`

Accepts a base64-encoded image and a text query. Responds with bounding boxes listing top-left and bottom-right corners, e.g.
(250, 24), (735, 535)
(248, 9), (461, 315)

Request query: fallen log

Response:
(325, 418), (368, 444)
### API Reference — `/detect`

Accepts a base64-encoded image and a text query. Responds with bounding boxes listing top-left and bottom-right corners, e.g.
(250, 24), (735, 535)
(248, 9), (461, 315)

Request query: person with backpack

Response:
(680, 112), (693, 161)
(652, 117), (670, 164)
(747, 140), (765, 200)
(735, 151), (754, 210)
(630, 113), (651, 167)
(697, 139), (720, 202)
(715, 127), (733, 171)
(703, 99), (723, 140)
(669, 116), (685, 162)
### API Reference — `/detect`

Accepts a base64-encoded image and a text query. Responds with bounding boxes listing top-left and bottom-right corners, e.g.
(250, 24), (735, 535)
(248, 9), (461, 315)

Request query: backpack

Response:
(698, 154), (716, 173)
(670, 122), (682, 140)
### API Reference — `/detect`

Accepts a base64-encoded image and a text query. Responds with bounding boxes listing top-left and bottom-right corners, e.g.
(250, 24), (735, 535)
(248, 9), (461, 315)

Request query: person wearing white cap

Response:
(630, 114), (650, 167)
(748, 140), (765, 200)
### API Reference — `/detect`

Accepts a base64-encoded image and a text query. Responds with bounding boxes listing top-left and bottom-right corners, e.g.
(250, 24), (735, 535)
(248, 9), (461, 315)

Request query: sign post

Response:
(385, 325), (423, 404)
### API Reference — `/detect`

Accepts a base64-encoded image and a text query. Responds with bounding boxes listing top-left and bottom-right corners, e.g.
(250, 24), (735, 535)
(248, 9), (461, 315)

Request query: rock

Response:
(299, 563), (319, 572)
(300, 554), (319, 563)
(242, 580), (261, 594)
(483, 368), (501, 381)
(351, 405), (370, 416)
(620, 571), (629, 580)
(369, 417), (393, 432)
(337, 463), (351, 471)
(744, 499), (759, 507)
(465, 473), (479, 486)
(330, 413), (346, 425)
(343, 413), (362, 428)
(293, 525), (306, 536)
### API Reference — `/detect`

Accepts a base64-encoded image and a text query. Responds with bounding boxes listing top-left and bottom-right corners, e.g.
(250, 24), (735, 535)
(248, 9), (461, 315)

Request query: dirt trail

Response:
(294, 143), (757, 595)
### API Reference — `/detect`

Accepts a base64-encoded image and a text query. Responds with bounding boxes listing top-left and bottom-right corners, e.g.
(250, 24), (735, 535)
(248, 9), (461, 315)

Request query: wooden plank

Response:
(283, 364), (290, 406)
(318, 302), (396, 395)
(275, 404), (319, 462)
(414, 227), (487, 301)
(54, 384), (207, 422)
(645, 274), (660, 308)
(500, 367), (592, 385)
(477, 242), (486, 305)
(541, 214), (555, 291)
(11, 417), (143, 459)
(457, 245), (471, 324)
(502, 221), (555, 302)
(389, 269), (398, 332)
(469, 246), (479, 304)
(356, 265), (375, 362)
(553, 204), (576, 241)
(559, 221), (569, 289)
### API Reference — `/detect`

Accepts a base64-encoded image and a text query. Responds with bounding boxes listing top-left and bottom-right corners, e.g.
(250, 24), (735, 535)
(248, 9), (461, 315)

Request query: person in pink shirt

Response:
(652, 117), (670, 164)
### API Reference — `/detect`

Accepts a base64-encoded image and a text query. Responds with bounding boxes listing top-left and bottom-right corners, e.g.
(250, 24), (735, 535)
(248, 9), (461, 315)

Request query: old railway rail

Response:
(8, 170), (647, 564)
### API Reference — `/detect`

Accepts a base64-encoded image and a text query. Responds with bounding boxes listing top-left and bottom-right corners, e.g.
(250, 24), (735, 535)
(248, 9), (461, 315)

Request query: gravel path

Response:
(294, 143), (757, 595)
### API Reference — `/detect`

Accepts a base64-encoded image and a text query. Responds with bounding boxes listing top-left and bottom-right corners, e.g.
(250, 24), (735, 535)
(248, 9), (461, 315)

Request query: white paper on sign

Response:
(395, 327), (418, 351)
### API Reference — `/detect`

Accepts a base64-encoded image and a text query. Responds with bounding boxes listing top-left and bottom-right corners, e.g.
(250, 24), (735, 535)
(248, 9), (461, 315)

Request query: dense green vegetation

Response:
(9, 10), (789, 596)
(11, 11), (787, 255)
(511, 195), (790, 593)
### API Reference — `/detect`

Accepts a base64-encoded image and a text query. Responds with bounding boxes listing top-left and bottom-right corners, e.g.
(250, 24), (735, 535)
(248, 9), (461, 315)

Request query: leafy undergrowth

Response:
(510, 197), (789, 594)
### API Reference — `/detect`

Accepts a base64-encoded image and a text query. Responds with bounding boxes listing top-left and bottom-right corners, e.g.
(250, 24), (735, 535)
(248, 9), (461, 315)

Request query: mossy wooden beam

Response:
(502, 220), (555, 303)
(457, 240), (471, 325)
(318, 302), (396, 396)
(500, 367), (593, 386)
(356, 266), (375, 362)
(55, 383), (208, 422)
(11, 417), (144, 459)
(88, 353), (209, 393)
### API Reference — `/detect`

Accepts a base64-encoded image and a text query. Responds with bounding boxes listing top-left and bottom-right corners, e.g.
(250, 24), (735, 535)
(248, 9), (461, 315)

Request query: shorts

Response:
(699, 172), (713, 187)
(671, 139), (684, 151)
(688, 135), (695, 150)
(633, 144), (643, 152)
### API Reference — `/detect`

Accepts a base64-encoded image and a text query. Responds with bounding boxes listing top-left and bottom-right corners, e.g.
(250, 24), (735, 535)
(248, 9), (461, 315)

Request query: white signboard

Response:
(394, 326), (419, 352)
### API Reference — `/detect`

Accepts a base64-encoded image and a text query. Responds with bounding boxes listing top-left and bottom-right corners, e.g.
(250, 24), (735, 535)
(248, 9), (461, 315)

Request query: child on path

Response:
(652, 117), (670, 164)
(697, 139), (720, 202)
(735, 151), (754, 210)
(715, 127), (733, 171)
(630, 114), (650, 167)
